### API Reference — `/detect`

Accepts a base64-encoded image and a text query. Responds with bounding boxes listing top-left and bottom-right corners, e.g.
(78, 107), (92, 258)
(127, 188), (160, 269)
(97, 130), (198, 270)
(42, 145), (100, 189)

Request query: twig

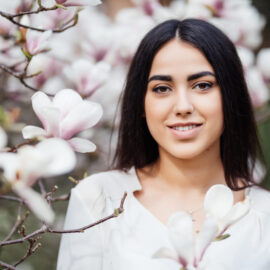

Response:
(0, 195), (22, 202)
(0, 261), (17, 270)
(38, 179), (46, 197)
(50, 193), (70, 202)
(0, 10), (79, 33)
(11, 240), (41, 268)
(8, 139), (37, 153)
(3, 201), (24, 242)
(0, 192), (128, 247)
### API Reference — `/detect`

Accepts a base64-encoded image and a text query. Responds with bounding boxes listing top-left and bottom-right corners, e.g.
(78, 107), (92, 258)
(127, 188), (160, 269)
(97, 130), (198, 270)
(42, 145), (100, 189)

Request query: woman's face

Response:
(144, 39), (223, 160)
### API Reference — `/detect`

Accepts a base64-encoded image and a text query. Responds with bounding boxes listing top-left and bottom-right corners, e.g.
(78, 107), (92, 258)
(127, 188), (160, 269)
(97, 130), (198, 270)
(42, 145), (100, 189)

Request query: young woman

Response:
(57, 19), (270, 270)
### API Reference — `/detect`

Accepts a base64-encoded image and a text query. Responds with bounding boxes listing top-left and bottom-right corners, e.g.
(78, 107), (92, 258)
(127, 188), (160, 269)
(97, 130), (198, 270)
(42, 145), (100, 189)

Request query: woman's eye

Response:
(193, 82), (213, 91)
(152, 86), (171, 93)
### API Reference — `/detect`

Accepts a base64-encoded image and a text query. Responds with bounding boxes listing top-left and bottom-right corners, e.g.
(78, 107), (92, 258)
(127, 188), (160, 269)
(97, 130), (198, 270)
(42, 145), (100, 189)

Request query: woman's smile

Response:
(168, 123), (203, 140)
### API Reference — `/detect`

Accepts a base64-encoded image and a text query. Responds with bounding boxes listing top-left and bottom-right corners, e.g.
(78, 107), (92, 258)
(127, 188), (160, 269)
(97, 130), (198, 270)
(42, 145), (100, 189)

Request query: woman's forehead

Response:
(149, 39), (214, 78)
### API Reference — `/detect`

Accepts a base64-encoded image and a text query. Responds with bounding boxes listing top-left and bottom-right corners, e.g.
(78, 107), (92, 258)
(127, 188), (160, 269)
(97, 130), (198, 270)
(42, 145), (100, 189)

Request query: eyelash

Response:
(152, 82), (213, 94)
(193, 82), (213, 91)
(152, 86), (171, 93)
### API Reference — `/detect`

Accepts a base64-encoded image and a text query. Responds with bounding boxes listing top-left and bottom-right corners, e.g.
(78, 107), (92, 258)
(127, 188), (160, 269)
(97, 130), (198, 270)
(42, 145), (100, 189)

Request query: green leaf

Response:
(55, 3), (67, 10)
(21, 48), (32, 60)
(215, 233), (231, 241)
(114, 209), (119, 216)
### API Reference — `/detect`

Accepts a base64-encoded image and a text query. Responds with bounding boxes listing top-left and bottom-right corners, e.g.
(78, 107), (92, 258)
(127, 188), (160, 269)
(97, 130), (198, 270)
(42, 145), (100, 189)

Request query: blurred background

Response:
(1, 0), (270, 269)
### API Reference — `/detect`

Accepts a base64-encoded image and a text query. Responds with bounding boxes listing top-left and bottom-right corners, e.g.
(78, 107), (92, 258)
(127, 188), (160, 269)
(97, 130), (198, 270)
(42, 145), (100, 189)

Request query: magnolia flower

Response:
(0, 138), (76, 223)
(0, 126), (7, 149)
(257, 48), (270, 80)
(154, 212), (218, 269)
(154, 184), (251, 269)
(237, 46), (254, 70)
(245, 66), (270, 108)
(22, 89), (103, 153)
(25, 29), (52, 56)
(54, 0), (101, 7)
(63, 59), (110, 97)
(204, 184), (251, 235)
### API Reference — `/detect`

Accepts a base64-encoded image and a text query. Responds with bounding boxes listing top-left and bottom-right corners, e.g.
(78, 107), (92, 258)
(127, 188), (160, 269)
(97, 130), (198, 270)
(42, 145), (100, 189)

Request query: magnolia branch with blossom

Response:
(0, 177), (127, 269)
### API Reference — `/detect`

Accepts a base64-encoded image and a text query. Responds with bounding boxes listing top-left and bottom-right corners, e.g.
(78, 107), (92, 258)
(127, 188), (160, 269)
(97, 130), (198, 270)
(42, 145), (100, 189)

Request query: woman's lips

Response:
(168, 124), (203, 140)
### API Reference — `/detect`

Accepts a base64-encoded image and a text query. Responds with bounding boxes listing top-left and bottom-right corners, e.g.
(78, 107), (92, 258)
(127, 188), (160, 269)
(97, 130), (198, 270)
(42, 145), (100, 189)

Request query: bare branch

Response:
(0, 261), (17, 270)
(0, 192), (128, 247)
(0, 9), (79, 33)
(38, 179), (46, 197)
(0, 195), (22, 203)
(51, 193), (70, 202)
(3, 201), (24, 242)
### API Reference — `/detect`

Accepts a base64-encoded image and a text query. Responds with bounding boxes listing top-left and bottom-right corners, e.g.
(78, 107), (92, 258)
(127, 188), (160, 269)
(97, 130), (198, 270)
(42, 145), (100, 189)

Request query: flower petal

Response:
(52, 89), (83, 120)
(31, 91), (53, 129)
(36, 138), (76, 177)
(60, 100), (102, 139)
(221, 195), (251, 232)
(152, 247), (178, 261)
(195, 216), (218, 262)
(0, 153), (18, 181)
(168, 212), (194, 266)
(13, 183), (54, 224)
(204, 185), (233, 219)
(22, 125), (47, 139)
(40, 106), (61, 137)
(68, 137), (96, 153)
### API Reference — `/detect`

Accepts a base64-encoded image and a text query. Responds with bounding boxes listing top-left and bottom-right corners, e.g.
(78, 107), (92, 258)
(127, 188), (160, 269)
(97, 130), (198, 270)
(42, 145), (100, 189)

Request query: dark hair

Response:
(112, 18), (263, 190)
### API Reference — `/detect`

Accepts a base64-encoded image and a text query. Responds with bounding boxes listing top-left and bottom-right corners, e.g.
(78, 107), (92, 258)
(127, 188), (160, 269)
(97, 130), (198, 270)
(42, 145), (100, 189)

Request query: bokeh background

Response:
(1, 0), (270, 269)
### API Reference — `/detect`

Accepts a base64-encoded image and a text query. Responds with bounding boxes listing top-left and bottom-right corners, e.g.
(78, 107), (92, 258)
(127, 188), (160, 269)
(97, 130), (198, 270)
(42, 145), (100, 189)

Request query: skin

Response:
(134, 39), (245, 232)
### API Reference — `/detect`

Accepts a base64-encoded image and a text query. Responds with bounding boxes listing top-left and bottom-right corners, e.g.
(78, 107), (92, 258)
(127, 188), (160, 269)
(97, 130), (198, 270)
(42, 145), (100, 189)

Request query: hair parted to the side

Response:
(112, 18), (264, 190)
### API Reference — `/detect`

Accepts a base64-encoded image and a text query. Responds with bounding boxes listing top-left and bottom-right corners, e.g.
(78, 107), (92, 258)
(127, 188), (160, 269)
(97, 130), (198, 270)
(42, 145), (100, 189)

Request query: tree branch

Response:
(0, 9), (79, 33)
(0, 192), (128, 247)
(0, 261), (17, 270)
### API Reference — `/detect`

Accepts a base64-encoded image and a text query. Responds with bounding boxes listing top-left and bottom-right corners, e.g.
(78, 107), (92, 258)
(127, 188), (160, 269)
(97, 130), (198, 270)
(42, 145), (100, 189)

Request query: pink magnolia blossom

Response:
(22, 89), (103, 153)
(25, 29), (52, 56)
(0, 138), (76, 223)
(55, 0), (101, 7)
(63, 59), (110, 97)
(153, 184), (250, 269)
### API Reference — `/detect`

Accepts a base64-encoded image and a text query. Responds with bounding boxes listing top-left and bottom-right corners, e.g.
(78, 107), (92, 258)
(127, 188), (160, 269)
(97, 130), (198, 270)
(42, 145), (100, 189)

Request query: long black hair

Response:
(113, 18), (263, 190)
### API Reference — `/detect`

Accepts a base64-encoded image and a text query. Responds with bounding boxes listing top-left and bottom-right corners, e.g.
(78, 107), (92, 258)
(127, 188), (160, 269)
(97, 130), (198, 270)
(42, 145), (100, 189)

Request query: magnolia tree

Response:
(0, 0), (269, 269)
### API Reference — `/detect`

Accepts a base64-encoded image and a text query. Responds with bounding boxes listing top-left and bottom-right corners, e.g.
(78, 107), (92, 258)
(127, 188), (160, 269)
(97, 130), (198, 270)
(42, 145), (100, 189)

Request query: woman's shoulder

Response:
(249, 185), (270, 217)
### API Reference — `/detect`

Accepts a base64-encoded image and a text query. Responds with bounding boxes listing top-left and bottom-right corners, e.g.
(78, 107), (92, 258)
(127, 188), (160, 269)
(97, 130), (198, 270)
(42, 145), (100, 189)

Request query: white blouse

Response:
(57, 168), (270, 270)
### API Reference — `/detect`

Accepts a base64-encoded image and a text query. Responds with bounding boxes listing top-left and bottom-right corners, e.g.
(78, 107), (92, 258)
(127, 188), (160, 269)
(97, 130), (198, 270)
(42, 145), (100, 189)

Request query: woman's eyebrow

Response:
(187, 71), (215, 81)
(148, 75), (173, 83)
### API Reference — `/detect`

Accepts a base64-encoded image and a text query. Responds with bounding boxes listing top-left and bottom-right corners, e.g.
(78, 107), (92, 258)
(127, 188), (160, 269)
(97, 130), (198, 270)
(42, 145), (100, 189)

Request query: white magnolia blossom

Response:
(54, 0), (101, 7)
(22, 89), (103, 153)
(237, 46), (255, 70)
(26, 29), (52, 56)
(245, 66), (270, 108)
(63, 59), (111, 97)
(154, 184), (251, 269)
(0, 138), (76, 223)
(0, 126), (7, 149)
(204, 184), (251, 234)
(257, 48), (270, 80)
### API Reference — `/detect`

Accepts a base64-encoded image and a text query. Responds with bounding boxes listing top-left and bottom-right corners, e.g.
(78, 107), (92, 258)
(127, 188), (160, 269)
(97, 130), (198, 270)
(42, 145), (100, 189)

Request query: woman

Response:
(57, 19), (270, 270)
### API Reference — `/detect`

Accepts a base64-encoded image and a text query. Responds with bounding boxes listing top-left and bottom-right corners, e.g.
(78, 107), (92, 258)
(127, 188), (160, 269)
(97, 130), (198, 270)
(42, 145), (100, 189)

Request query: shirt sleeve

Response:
(56, 186), (104, 270)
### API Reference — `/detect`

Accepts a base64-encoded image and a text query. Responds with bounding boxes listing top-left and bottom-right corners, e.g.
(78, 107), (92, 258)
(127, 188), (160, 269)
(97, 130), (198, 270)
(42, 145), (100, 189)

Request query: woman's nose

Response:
(173, 90), (194, 116)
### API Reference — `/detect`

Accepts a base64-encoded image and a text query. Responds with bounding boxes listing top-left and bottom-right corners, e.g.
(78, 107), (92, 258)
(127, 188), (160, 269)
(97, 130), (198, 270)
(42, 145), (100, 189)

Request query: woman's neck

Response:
(152, 147), (226, 194)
